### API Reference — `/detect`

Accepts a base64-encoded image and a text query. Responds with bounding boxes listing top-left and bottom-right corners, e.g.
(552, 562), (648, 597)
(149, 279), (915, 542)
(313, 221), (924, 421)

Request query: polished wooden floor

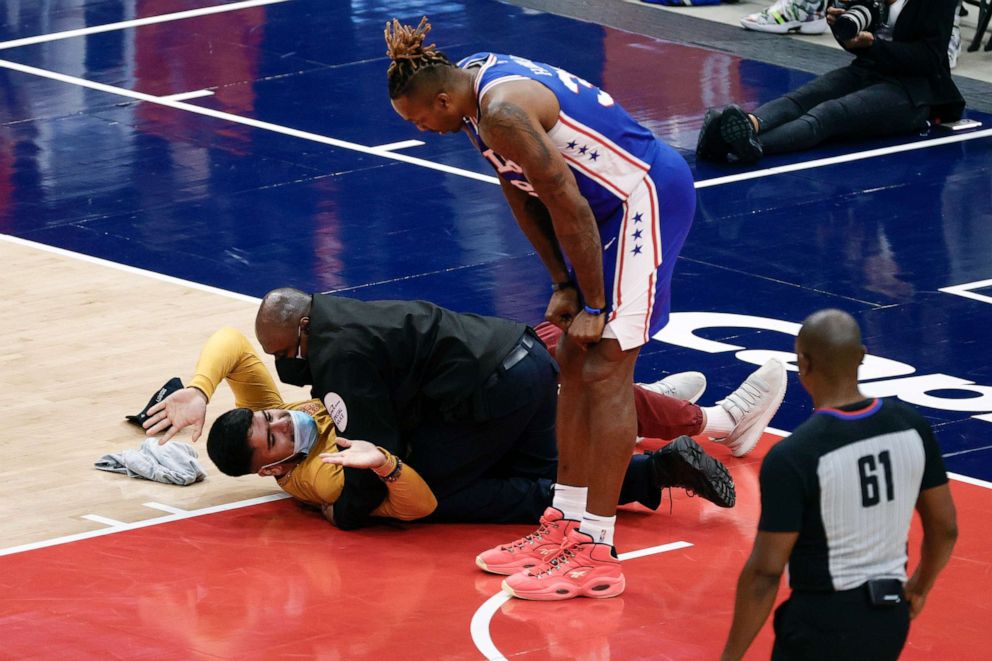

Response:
(0, 236), (294, 550)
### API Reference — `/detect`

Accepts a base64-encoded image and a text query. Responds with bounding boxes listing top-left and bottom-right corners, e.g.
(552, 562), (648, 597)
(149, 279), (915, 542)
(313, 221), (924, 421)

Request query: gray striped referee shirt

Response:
(759, 398), (947, 591)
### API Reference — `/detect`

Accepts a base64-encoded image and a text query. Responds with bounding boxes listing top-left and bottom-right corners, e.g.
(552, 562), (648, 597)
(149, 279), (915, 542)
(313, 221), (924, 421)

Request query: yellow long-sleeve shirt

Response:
(191, 327), (437, 521)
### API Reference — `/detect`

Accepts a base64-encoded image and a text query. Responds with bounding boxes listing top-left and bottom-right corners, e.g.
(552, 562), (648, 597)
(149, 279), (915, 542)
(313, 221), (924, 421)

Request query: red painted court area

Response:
(2, 432), (988, 659)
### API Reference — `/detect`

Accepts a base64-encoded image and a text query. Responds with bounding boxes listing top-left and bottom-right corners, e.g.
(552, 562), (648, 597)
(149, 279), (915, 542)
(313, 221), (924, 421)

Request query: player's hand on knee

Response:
(545, 288), (579, 330)
(567, 310), (606, 346)
(144, 387), (207, 444)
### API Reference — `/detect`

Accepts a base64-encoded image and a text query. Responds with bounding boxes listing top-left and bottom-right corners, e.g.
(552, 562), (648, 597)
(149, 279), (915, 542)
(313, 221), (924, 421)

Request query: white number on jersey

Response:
(554, 68), (615, 107)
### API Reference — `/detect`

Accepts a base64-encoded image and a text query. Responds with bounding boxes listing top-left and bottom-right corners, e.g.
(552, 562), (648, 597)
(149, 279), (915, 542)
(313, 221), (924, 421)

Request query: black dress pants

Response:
(754, 65), (930, 155)
(409, 333), (560, 523)
(409, 333), (666, 523)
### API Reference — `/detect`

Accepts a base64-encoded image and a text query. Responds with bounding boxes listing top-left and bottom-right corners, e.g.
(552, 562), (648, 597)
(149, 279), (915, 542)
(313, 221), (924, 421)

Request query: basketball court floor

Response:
(2, 0), (991, 658)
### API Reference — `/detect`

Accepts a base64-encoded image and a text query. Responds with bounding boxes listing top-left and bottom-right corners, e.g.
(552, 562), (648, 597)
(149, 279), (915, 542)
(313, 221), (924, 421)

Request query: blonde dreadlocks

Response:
(384, 17), (453, 99)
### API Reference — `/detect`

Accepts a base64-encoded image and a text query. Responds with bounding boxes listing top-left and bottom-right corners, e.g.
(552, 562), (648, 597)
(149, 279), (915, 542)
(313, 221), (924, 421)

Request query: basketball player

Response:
(383, 17), (787, 600)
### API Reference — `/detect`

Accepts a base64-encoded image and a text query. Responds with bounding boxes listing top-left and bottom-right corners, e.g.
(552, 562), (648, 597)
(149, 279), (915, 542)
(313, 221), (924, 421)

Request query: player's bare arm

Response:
(499, 179), (579, 329)
(499, 177), (568, 282)
(478, 83), (606, 342)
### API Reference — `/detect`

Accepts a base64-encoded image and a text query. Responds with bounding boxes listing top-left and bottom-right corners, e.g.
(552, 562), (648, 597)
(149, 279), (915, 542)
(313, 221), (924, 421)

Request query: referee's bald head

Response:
(796, 309), (865, 381)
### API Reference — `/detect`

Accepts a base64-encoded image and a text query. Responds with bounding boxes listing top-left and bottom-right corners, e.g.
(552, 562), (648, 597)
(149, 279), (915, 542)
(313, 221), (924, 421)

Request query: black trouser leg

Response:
(617, 454), (661, 510)
(755, 69), (928, 155)
(410, 342), (560, 523)
(753, 67), (868, 132)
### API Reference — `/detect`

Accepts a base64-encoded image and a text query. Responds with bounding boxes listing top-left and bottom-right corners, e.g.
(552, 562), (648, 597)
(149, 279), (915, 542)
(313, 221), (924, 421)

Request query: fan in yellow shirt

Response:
(142, 326), (437, 524)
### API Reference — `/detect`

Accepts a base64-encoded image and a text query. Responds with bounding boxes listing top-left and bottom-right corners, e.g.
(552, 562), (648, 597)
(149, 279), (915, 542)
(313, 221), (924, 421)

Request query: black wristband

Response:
(551, 280), (574, 292)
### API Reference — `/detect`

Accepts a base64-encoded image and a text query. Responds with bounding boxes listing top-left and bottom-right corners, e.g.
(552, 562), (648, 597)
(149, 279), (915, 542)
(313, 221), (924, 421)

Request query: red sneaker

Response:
(476, 508), (578, 576)
(501, 529), (625, 601)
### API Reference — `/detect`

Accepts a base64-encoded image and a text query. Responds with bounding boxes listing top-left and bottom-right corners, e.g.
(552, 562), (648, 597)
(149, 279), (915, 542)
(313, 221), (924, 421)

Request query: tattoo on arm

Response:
(484, 102), (555, 175)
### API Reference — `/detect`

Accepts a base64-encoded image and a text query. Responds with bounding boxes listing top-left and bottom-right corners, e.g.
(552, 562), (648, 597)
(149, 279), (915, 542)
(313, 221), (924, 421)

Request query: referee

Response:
(721, 309), (958, 661)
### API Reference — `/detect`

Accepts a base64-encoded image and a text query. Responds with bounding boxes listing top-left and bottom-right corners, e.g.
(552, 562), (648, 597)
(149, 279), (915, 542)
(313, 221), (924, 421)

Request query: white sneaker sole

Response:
(740, 17), (826, 35)
(724, 362), (788, 458)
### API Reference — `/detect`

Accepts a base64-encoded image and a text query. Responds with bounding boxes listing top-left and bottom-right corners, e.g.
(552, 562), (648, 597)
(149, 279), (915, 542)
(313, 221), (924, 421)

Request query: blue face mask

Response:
(258, 411), (319, 473)
(289, 410), (319, 456)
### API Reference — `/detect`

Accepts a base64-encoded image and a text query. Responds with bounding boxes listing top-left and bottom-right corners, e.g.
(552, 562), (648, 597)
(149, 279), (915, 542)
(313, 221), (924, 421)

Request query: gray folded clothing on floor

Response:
(95, 438), (206, 486)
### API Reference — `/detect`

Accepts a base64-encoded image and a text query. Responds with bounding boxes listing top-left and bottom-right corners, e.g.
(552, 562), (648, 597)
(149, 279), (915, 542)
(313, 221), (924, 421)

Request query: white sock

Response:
(552, 484), (588, 522)
(701, 405), (735, 437)
(580, 512), (616, 547)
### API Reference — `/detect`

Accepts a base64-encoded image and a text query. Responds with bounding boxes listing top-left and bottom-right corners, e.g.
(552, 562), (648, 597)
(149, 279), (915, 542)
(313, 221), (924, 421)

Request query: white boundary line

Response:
(143, 502), (189, 514)
(374, 139), (426, 151)
(939, 278), (992, 305)
(943, 443), (992, 458)
(947, 471), (992, 489)
(81, 514), (127, 527)
(470, 539), (693, 660)
(0, 233), (259, 304)
(161, 89), (215, 102)
(694, 128), (992, 189)
(0, 58), (501, 186)
(0, 493), (289, 557)
(471, 593), (512, 661)
(0, 0), (291, 50)
(617, 540), (693, 561)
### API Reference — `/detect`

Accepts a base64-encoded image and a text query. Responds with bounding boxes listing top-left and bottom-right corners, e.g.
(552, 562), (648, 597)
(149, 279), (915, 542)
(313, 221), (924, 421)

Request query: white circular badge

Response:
(322, 392), (348, 433)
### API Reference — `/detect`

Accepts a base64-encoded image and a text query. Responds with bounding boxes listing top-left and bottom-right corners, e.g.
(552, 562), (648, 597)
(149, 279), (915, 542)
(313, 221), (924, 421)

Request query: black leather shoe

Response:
(650, 436), (736, 508)
(696, 107), (730, 162)
(719, 104), (763, 164)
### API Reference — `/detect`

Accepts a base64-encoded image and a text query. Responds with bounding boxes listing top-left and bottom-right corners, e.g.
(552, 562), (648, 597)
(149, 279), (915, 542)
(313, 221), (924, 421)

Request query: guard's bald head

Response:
(796, 309), (865, 381)
(255, 287), (311, 355)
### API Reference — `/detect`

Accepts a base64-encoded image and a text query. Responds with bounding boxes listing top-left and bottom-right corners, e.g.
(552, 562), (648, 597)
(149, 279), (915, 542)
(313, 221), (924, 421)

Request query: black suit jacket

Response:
(303, 294), (525, 530)
(853, 0), (965, 122)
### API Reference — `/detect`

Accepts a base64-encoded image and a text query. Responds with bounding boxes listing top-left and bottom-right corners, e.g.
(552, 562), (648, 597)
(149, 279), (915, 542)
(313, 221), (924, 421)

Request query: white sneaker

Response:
(711, 359), (787, 457)
(740, 0), (827, 35)
(638, 372), (707, 404)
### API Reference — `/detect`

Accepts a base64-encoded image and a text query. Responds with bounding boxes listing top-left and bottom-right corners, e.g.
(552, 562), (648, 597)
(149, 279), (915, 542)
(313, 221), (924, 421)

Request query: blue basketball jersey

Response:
(457, 52), (679, 220)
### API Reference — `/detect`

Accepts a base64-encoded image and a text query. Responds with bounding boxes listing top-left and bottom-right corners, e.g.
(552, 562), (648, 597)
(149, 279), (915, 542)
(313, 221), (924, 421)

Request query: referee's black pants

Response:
(753, 65), (929, 155)
(772, 586), (909, 661)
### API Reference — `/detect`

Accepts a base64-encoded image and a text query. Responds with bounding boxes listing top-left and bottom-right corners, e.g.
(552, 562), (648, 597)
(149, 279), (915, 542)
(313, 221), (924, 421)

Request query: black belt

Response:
(440, 332), (539, 422)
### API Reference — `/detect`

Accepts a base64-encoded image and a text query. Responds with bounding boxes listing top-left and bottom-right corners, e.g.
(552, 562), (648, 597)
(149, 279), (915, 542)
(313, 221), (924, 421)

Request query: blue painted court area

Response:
(1, 0), (991, 478)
